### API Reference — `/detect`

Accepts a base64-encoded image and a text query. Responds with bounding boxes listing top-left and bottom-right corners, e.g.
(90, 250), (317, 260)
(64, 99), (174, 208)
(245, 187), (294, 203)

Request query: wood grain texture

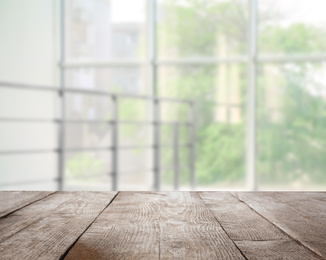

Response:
(159, 192), (245, 260)
(235, 240), (323, 260)
(198, 191), (288, 241)
(1, 191), (326, 260)
(235, 192), (326, 258)
(0, 191), (117, 260)
(64, 191), (161, 260)
(0, 191), (54, 218)
(64, 192), (245, 260)
(200, 192), (324, 260)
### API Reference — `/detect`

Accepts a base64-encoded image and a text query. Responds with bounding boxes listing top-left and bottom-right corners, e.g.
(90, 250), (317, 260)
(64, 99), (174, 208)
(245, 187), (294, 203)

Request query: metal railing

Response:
(0, 81), (196, 191)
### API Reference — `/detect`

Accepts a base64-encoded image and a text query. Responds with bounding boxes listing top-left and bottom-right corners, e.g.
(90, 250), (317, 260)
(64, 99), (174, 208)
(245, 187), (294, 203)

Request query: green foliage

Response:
(257, 63), (326, 185)
(196, 123), (245, 184)
(260, 23), (326, 54)
(160, 0), (326, 188)
(159, 0), (247, 57)
(65, 153), (105, 181)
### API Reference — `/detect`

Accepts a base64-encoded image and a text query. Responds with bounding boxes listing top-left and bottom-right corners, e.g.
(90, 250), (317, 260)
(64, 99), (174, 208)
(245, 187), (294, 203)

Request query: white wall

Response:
(0, 0), (60, 190)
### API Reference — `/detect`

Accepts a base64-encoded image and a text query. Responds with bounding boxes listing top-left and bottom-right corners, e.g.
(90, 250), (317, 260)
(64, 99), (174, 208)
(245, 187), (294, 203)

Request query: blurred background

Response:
(1, 0), (326, 191)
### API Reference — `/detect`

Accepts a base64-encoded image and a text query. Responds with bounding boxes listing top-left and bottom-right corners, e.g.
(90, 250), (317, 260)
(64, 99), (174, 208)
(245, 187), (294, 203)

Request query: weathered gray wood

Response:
(1, 191), (326, 259)
(64, 191), (161, 260)
(0, 191), (54, 218)
(159, 192), (245, 260)
(199, 191), (288, 241)
(235, 240), (323, 260)
(0, 191), (86, 243)
(65, 191), (245, 260)
(0, 191), (117, 260)
(200, 192), (324, 260)
(235, 192), (326, 258)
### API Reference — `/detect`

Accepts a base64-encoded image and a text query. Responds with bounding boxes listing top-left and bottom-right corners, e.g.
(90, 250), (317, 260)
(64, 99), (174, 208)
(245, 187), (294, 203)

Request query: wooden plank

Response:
(0, 191), (117, 260)
(159, 192), (245, 260)
(261, 192), (326, 219)
(64, 191), (161, 260)
(0, 191), (83, 243)
(235, 240), (323, 260)
(235, 192), (326, 258)
(198, 191), (288, 241)
(0, 191), (54, 218)
(199, 192), (323, 260)
(64, 191), (246, 260)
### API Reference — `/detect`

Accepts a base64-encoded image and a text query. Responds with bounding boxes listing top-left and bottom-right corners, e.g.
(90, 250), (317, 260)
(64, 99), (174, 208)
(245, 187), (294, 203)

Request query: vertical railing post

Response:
(173, 122), (179, 191)
(246, 0), (258, 191)
(58, 0), (66, 191)
(111, 95), (119, 191)
(153, 99), (161, 191)
(149, 0), (159, 191)
(189, 102), (196, 190)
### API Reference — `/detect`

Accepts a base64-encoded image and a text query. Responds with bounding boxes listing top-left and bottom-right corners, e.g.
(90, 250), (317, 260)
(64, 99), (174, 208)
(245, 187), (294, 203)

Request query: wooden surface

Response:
(0, 192), (325, 260)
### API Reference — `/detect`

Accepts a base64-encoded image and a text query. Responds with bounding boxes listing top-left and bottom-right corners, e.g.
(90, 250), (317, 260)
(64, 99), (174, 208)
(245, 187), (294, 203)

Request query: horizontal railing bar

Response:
(67, 144), (192, 151)
(159, 121), (192, 126)
(159, 144), (191, 148)
(0, 118), (191, 125)
(0, 82), (246, 107)
(0, 144), (192, 155)
(258, 54), (326, 63)
(0, 149), (59, 155)
(108, 169), (154, 176)
(66, 170), (152, 179)
(158, 55), (326, 64)
(60, 55), (326, 68)
(157, 57), (248, 65)
(0, 118), (194, 125)
(62, 58), (248, 67)
(107, 165), (191, 176)
(0, 81), (192, 103)
(0, 118), (60, 123)
(153, 164), (191, 173)
(0, 178), (58, 187)
(61, 59), (146, 68)
(66, 147), (110, 152)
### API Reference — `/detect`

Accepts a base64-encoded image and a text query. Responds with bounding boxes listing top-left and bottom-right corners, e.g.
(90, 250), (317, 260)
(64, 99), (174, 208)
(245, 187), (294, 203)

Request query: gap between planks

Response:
(195, 192), (249, 260)
(231, 192), (326, 260)
(59, 191), (120, 260)
(64, 191), (247, 260)
(0, 191), (118, 260)
(0, 191), (57, 219)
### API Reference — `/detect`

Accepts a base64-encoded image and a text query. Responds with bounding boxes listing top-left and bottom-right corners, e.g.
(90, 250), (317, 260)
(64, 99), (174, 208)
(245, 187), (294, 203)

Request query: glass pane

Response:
(158, 0), (248, 58)
(64, 151), (111, 190)
(160, 102), (190, 123)
(65, 123), (111, 149)
(118, 98), (152, 122)
(66, 123), (153, 149)
(118, 148), (152, 190)
(259, 0), (326, 55)
(65, 93), (110, 120)
(0, 153), (58, 188)
(65, 0), (147, 60)
(119, 148), (152, 172)
(119, 170), (153, 191)
(0, 122), (57, 151)
(257, 62), (326, 190)
(65, 67), (149, 95)
(161, 147), (191, 188)
(158, 64), (247, 189)
(119, 124), (153, 146)
(0, 0), (59, 85)
(0, 88), (59, 119)
(161, 124), (189, 146)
